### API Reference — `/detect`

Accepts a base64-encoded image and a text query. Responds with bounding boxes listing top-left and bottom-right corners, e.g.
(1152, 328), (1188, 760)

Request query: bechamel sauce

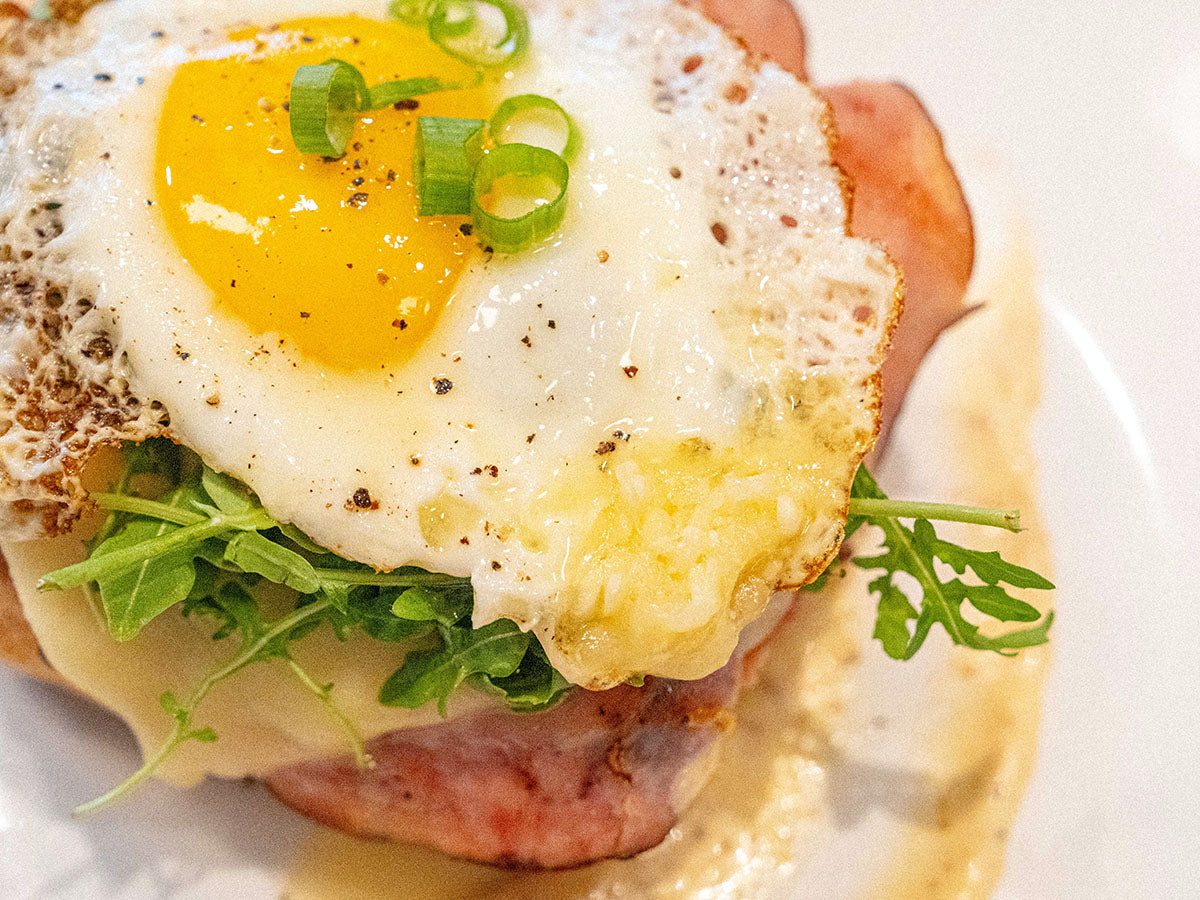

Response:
(281, 173), (1054, 899)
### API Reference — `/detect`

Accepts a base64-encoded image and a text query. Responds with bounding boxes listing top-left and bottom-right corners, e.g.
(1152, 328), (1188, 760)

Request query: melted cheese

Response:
(2, 519), (490, 785)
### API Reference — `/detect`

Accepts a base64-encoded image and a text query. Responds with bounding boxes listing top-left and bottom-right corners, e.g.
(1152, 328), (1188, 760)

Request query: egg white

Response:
(2, 0), (897, 699)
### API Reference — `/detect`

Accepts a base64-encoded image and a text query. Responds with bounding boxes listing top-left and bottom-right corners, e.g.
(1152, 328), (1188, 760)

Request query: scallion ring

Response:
(470, 142), (569, 253)
(387, 0), (435, 26)
(431, 1), (479, 38)
(289, 59), (370, 156)
(414, 116), (487, 215)
(428, 0), (530, 68)
(365, 75), (462, 111)
(489, 93), (579, 161)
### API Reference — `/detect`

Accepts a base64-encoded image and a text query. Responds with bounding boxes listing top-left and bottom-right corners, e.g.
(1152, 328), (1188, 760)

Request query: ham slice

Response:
(269, 628), (759, 869)
(266, 1), (976, 870)
(822, 81), (976, 445)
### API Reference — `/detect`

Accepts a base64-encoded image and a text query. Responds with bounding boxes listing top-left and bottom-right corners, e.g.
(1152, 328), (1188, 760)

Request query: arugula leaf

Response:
(277, 523), (330, 555)
(342, 589), (432, 642)
(95, 516), (198, 642)
(61, 442), (573, 815)
(477, 639), (571, 712)
(184, 579), (270, 647)
(223, 531), (321, 594)
(847, 466), (1054, 660)
(201, 466), (257, 514)
(388, 584), (472, 627)
(913, 519), (1053, 589)
(380, 619), (530, 715)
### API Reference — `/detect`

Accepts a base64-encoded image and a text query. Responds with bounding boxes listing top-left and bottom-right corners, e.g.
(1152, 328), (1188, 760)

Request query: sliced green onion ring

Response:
(389, 0), (477, 36)
(387, 0), (435, 25)
(431, 1), (479, 38)
(414, 116), (486, 215)
(470, 142), (569, 253)
(428, 0), (530, 68)
(291, 58), (485, 153)
(289, 59), (370, 156)
(489, 93), (579, 161)
(365, 75), (462, 111)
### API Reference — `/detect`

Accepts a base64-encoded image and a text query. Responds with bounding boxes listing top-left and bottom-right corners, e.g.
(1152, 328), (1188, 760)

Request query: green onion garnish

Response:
(387, 0), (436, 26)
(430, 0), (529, 68)
(414, 116), (486, 215)
(489, 93), (579, 161)
(365, 75), (463, 111)
(290, 58), (476, 155)
(470, 142), (569, 253)
(289, 59), (370, 156)
(392, 0), (529, 69)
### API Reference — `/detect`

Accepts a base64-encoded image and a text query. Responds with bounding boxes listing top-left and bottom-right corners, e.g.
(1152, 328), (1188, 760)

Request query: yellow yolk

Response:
(155, 17), (491, 371)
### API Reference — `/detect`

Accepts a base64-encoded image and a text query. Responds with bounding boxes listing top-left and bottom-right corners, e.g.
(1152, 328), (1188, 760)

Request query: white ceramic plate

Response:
(2, 1), (1198, 897)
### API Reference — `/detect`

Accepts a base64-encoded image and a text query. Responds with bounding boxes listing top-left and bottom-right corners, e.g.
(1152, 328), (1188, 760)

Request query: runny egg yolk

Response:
(155, 17), (491, 371)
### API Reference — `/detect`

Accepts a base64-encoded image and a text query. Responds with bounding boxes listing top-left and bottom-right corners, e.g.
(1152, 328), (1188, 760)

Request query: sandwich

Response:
(0, 0), (1053, 871)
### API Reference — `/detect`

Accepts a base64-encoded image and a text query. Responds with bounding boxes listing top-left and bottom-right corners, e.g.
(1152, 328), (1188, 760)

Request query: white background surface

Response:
(1, 1), (1199, 897)
(800, 1), (1200, 895)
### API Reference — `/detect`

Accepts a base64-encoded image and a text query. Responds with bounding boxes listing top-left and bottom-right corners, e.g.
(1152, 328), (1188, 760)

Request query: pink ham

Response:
(270, 0), (978, 870)
(821, 81), (976, 445)
(269, 634), (759, 869)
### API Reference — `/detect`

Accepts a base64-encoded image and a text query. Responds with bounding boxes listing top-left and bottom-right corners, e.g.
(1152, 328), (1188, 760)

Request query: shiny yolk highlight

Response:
(155, 17), (490, 371)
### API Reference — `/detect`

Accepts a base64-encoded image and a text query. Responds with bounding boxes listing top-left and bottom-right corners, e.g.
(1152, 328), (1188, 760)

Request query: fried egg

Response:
(1, 0), (897, 747)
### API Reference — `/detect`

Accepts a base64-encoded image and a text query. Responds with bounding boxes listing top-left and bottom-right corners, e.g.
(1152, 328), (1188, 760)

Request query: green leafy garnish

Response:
(379, 618), (530, 715)
(392, 0), (531, 69)
(837, 466), (1054, 660)
(45, 440), (1053, 817)
(40, 440), (568, 815)
(74, 596), (336, 818)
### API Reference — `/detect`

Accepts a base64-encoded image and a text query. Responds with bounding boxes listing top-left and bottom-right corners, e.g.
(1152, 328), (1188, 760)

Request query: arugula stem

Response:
(40, 509), (276, 591)
(73, 599), (333, 818)
(285, 659), (371, 769)
(91, 493), (209, 527)
(848, 498), (1021, 533)
(314, 569), (470, 588)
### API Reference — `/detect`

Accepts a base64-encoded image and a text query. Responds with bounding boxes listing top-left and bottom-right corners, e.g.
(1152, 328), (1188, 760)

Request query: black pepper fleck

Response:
(351, 487), (372, 508)
(432, 377), (453, 395)
(94, 73), (113, 82)
(394, 98), (420, 111)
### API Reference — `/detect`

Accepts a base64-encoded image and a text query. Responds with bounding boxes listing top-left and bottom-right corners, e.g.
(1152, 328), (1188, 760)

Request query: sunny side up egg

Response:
(2, 0), (898, 731)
